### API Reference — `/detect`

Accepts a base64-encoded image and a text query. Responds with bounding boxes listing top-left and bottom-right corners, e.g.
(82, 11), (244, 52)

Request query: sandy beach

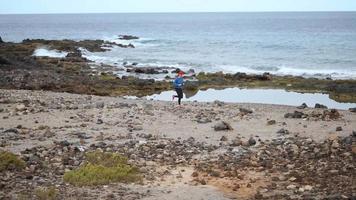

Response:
(1, 89), (355, 199)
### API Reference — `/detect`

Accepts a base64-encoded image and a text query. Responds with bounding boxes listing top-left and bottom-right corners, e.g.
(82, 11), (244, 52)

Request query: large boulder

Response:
(0, 56), (10, 65)
(214, 121), (233, 131)
(0, 36), (3, 43)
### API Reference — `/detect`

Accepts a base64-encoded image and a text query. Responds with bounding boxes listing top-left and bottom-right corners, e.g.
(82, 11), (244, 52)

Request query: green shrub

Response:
(34, 186), (58, 200)
(63, 151), (140, 186)
(0, 151), (25, 172)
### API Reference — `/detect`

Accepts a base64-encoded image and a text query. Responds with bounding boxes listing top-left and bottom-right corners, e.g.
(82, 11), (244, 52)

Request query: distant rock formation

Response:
(118, 35), (139, 40)
(0, 36), (4, 43)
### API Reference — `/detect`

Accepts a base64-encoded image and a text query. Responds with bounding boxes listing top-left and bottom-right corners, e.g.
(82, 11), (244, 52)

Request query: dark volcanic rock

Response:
(336, 126), (342, 131)
(315, 103), (328, 109)
(134, 67), (159, 74)
(297, 103), (308, 109)
(117, 43), (135, 48)
(349, 107), (356, 113)
(267, 120), (276, 125)
(248, 137), (256, 146)
(0, 36), (3, 43)
(118, 35), (139, 40)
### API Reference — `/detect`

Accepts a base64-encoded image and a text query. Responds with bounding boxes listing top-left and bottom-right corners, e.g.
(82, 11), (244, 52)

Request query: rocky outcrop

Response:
(126, 67), (171, 74)
(118, 35), (139, 40)
(0, 36), (3, 43)
(315, 103), (328, 109)
(117, 43), (135, 48)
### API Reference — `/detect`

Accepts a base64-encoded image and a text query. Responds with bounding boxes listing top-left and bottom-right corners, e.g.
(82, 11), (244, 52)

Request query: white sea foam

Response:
(79, 47), (123, 65)
(33, 48), (68, 58)
(217, 65), (356, 80)
(104, 36), (160, 48)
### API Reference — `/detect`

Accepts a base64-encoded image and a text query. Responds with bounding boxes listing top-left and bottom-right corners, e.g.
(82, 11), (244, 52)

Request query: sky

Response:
(1, 0), (356, 14)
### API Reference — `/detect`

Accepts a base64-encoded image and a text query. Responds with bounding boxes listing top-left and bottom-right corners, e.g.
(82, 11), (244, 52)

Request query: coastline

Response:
(1, 38), (356, 103)
(1, 37), (356, 199)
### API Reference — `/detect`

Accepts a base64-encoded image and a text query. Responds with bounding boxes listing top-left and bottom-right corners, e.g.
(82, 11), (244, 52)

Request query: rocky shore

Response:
(1, 37), (356, 102)
(0, 89), (355, 199)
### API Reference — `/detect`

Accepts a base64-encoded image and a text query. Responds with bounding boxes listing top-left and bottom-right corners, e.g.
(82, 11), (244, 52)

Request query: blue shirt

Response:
(173, 77), (184, 88)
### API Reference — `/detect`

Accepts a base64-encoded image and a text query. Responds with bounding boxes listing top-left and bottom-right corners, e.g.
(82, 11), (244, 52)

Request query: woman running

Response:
(172, 71), (184, 105)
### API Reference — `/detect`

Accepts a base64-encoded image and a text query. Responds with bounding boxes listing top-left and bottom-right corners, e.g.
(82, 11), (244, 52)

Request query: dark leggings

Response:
(174, 88), (183, 105)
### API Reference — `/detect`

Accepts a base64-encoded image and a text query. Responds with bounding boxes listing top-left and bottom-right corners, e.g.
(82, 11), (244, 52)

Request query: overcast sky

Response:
(1, 0), (356, 14)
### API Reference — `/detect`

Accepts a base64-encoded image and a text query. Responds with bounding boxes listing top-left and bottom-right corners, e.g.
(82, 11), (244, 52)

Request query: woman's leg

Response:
(176, 88), (183, 105)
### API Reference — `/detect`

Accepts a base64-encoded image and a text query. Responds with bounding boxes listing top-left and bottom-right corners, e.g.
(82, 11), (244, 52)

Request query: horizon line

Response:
(1, 10), (356, 15)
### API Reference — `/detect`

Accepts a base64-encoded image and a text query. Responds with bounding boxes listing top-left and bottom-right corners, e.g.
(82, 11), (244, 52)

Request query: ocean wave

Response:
(78, 45), (356, 80)
(33, 48), (68, 58)
(79, 47), (123, 65)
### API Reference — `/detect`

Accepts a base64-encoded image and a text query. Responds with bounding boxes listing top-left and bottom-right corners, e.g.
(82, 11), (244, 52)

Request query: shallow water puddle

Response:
(146, 88), (356, 110)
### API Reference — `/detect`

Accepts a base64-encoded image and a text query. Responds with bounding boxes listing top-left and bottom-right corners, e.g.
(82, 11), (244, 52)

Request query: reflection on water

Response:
(146, 88), (356, 110)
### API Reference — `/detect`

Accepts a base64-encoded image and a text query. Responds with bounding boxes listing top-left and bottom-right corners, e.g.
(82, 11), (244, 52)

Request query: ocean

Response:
(1, 12), (356, 79)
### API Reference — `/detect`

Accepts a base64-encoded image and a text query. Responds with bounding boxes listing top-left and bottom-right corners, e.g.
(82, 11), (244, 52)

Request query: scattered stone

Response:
(267, 120), (276, 125)
(284, 111), (304, 118)
(239, 108), (253, 114)
(220, 136), (228, 141)
(277, 128), (289, 135)
(95, 102), (105, 109)
(15, 104), (26, 112)
(199, 179), (206, 185)
(196, 118), (212, 124)
(323, 109), (341, 120)
(3, 128), (19, 134)
(213, 121), (233, 131)
(336, 126), (342, 131)
(287, 184), (297, 190)
(213, 100), (224, 106)
(230, 138), (243, 146)
(248, 137), (256, 146)
(191, 172), (199, 177)
(97, 118), (104, 124)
